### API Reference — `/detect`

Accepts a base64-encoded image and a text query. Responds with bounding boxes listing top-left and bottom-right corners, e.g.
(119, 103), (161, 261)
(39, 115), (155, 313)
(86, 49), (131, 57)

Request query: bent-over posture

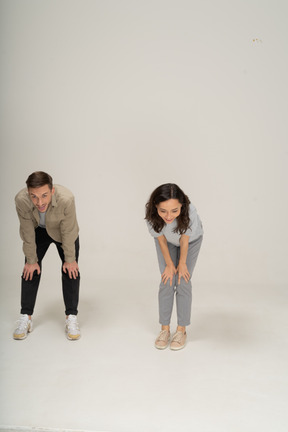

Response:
(13, 171), (81, 340)
(146, 183), (203, 350)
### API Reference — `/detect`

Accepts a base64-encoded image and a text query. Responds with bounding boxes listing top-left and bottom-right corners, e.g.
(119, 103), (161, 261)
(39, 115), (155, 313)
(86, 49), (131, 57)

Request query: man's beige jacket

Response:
(15, 185), (79, 264)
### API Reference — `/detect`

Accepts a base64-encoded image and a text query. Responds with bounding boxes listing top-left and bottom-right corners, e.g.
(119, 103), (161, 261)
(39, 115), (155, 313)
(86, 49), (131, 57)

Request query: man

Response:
(13, 171), (81, 340)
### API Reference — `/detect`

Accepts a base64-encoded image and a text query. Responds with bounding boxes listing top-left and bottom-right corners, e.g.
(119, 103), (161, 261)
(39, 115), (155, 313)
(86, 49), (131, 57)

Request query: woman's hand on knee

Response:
(162, 264), (176, 286)
(177, 262), (190, 284)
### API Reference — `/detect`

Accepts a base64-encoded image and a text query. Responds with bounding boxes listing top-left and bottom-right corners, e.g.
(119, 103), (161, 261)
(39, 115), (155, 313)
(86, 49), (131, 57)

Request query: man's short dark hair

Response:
(26, 171), (53, 190)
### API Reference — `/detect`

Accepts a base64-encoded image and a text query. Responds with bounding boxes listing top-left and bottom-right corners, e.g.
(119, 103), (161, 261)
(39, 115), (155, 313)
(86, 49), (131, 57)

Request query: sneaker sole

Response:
(155, 344), (169, 350)
(170, 342), (186, 351)
(66, 331), (81, 340)
(13, 324), (33, 340)
(67, 335), (81, 340)
(155, 338), (170, 350)
(13, 333), (28, 340)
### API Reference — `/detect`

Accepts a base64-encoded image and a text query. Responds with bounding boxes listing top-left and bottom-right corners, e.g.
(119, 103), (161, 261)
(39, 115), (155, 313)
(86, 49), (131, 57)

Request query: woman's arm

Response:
(177, 234), (190, 283)
(157, 235), (176, 286)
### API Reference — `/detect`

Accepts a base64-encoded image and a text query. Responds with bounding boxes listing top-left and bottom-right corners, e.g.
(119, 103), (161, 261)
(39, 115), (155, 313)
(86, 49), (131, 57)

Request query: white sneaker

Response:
(13, 314), (33, 340)
(65, 315), (81, 340)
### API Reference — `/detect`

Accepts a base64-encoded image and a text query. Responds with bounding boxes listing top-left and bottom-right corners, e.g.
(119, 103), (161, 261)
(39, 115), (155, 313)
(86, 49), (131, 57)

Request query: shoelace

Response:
(67, 316), (79, 331)
(16, 317), (29, 331)
(157, 330), (169, 341)
(171, 331), (184, 343)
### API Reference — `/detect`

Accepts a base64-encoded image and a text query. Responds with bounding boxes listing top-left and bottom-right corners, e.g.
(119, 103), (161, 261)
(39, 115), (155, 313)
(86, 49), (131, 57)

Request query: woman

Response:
(145, 183), (203, 350)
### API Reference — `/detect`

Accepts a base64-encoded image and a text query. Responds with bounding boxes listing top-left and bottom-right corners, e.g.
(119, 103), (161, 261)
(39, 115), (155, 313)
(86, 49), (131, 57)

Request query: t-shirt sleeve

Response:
(185, 205), (203, 240)
(146, 220), (163, 238)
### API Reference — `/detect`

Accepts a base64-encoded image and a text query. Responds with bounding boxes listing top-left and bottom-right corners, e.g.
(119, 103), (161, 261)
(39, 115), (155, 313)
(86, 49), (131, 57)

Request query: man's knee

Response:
(21, 270), (41, 282)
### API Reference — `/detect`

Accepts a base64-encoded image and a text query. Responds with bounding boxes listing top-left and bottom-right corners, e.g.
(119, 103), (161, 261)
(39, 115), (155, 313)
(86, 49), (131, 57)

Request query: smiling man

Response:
(13, 171), (81, 341)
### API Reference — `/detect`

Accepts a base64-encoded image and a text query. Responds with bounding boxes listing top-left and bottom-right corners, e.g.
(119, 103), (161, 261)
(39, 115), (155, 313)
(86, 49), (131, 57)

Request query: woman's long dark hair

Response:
(145, 183), (191, 234)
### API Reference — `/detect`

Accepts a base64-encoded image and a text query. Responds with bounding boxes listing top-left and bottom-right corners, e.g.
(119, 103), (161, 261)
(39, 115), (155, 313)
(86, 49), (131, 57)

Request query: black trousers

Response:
(21, 227), (80, 316)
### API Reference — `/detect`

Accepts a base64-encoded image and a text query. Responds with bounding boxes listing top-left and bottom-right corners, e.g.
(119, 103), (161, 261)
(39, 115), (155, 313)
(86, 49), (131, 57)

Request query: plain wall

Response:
(0, 0), (287, 288)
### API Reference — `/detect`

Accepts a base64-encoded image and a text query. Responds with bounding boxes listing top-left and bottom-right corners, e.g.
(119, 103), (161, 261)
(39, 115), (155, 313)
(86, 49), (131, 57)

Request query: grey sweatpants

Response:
(154, 236), (203, 326)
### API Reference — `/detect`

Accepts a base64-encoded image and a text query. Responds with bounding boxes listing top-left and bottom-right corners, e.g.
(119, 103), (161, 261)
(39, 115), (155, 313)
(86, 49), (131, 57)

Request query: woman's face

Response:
(156, 199), (182, 224)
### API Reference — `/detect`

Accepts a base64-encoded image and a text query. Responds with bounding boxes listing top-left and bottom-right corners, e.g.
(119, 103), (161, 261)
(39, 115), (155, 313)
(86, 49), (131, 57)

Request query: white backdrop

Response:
(0, 0), (287, 287)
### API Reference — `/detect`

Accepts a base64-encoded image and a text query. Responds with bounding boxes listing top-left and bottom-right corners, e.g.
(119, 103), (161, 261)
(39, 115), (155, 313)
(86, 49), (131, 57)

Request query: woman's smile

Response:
(157, 199), (182, 224)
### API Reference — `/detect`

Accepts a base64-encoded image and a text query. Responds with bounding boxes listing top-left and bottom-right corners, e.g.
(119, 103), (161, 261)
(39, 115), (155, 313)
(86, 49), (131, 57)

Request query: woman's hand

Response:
(177, 262), (190, 284)
(162, 264), (177, 286)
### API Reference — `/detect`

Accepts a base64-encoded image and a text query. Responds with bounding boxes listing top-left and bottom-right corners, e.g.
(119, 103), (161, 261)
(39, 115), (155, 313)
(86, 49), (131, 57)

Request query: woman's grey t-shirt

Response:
(146, 203), (203, 246)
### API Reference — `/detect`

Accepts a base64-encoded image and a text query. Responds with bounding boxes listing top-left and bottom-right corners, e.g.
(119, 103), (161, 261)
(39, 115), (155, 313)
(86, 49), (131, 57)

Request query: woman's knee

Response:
(160, 276), (177, 290)
(176, 279), (191, 294)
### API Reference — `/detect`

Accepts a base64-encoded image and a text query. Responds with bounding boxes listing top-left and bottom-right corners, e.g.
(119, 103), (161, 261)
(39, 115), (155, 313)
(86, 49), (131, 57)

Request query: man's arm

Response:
(15, 205), (38, 264)
(15, 200), (41, 280)
(60, 198), (79, 279)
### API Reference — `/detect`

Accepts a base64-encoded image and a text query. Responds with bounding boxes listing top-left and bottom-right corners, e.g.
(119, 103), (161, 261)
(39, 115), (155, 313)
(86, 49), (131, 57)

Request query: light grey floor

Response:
(0, 274), (287, 432)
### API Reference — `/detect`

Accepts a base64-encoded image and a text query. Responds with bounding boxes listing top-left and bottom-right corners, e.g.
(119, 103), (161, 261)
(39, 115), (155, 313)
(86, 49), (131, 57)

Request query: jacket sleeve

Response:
(59, 198), (79, 263)
(15, 204), (38, 264)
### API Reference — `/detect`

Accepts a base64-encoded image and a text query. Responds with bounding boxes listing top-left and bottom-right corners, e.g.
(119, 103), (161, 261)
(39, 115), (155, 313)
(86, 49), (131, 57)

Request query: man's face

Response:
(28, 185), (55, 213)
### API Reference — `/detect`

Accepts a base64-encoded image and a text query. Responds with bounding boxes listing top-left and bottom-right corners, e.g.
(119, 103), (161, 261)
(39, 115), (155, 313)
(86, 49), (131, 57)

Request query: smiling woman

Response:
(157, 199), (182, 224)
(145, 183), (191, 235)
(145, 183), (203, 351)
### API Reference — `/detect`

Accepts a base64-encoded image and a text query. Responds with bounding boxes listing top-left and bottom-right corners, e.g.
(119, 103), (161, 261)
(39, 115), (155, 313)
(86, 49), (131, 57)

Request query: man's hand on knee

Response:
(63, 261), (79, 279)
(23, 263), (41, 281)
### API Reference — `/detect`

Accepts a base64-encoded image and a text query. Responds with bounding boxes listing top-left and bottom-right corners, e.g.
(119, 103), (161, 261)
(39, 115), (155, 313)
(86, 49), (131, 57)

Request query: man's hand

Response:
(23, 263), (41, 281)
(63, 261), (79, 279)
